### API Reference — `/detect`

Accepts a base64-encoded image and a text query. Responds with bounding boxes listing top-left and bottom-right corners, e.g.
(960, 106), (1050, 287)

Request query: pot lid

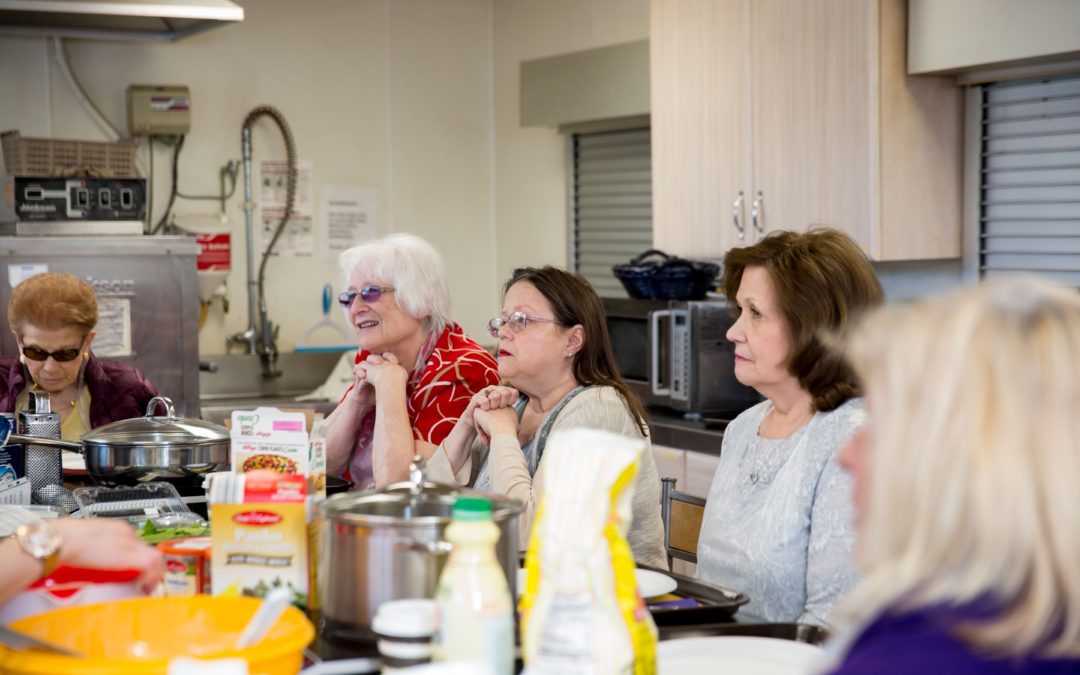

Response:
(81, 396), (230, 447)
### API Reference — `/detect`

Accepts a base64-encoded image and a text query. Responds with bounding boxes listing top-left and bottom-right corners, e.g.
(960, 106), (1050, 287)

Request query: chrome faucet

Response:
(227, 105), (296, 379)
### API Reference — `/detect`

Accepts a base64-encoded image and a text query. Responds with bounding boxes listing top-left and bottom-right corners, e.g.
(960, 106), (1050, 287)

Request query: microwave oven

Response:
(602, 297), (761, 417)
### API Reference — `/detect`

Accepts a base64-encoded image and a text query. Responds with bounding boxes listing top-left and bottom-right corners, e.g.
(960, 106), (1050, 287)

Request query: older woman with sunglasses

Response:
(323, 234), (499, 489)
(1, 273), (159, 440)
(426, 266), (667, 567)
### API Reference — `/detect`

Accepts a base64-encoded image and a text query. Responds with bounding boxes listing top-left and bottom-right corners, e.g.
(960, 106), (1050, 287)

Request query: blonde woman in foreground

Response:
(823, 277), (1080, 674)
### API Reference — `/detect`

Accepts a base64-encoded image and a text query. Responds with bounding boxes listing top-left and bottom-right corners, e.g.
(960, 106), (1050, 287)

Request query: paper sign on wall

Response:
(320, 186), (377, 261)
(257, 159), (314, 258)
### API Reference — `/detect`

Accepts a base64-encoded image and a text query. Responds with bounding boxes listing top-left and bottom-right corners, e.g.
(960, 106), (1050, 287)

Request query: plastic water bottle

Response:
(433, 496), (513, 675)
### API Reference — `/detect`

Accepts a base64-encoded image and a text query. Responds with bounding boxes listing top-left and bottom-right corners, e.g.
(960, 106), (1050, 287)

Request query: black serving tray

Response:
(638, 564), (749, 626)
(658, 621), (829, 645)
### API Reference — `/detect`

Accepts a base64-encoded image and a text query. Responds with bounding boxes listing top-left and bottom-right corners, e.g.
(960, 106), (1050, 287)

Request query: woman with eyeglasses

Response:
(0, 272), (160, 440)
(323, 233), (499, 489)
(425, 266), (666, 566)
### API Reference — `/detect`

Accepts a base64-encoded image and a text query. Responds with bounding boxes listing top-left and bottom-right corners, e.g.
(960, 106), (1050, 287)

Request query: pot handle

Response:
(395, 539), (453, 556)
(145, 396), (176, 419)
(5, 434), (84, 454)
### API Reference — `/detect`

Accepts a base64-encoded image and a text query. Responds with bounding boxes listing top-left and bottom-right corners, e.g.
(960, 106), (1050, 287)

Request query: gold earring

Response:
(82, 352), (89, 361)
(19, 354), (25, 365)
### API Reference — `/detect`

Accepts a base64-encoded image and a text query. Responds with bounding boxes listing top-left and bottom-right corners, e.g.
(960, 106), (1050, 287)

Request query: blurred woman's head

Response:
(338, 234), (451, 354)
(493, 266), (647, 434)
(8, 273), (98, 394)
(840, 276), (1080, 658)
(721, 228), (884, 411)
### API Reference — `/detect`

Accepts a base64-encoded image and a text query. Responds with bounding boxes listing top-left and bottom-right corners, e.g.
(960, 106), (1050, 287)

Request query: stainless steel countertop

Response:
(647, 406), (725, 456)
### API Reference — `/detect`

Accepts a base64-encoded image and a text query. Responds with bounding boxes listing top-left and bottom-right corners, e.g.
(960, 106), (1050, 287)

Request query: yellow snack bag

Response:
(520, 428), (657, 674)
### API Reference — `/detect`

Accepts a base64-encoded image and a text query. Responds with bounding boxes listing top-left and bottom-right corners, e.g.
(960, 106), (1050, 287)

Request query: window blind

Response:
(571, 128), (653, 297)
(981, 73), (1080, 287)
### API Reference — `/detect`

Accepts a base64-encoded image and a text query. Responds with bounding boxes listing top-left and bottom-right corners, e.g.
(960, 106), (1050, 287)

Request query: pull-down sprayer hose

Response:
(236, 105), (297, 377)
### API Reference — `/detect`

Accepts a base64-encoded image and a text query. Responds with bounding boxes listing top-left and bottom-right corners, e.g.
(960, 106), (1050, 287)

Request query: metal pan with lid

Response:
(4, 396), (230, 489)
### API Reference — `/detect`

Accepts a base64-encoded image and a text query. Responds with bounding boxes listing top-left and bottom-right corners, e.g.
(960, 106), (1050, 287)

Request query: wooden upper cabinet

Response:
(650, 0), (753, 258)
(650, 0), (963, 261)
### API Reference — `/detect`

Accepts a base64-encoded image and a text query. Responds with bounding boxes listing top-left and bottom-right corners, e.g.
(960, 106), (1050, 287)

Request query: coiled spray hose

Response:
(242, 105), (297, 310)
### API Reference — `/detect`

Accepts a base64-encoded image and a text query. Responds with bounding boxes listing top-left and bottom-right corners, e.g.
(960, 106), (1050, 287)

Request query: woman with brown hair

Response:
(1, 272), (159, 440)
(426, 266), (666, 567)
(696, 228), (884, 626)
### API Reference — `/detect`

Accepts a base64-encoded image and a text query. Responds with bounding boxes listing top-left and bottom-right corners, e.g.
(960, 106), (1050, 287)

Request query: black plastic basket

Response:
(612, 249), (720, 300)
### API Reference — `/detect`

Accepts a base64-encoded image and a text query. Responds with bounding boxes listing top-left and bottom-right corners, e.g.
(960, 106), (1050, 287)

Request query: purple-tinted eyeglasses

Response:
(338, 285), (395, 308)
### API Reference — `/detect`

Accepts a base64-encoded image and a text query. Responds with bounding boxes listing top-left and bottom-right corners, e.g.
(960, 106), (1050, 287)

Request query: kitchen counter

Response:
(646, 406), (725, 456)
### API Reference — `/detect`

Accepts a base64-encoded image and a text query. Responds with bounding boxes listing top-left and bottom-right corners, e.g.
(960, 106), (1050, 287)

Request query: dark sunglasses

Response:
(338, 285), (395, 308)
(22, 345), (82, 363)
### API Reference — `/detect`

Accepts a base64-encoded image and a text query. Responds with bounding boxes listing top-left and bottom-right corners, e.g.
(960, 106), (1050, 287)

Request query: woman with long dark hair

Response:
(426, 266), (665, 567)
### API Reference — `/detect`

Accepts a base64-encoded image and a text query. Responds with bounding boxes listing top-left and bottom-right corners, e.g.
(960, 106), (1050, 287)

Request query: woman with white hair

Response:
(826, 277), (1080, 673)
(324, 233), (499, 489)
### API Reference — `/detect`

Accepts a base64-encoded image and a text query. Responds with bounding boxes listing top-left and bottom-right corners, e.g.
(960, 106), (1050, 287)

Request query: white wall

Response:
(0, 0), (498, 355)
(491, 0), (649, 282)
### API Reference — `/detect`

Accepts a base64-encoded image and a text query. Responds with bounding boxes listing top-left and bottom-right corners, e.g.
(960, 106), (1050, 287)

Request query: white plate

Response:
(635, 568), (678, 598)
(515, 567), (678, 599)
(657, 636), (823, 675)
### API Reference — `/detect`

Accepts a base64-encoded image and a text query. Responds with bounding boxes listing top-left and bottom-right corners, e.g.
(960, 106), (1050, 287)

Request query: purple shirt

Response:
(828, 605), (1080, 675)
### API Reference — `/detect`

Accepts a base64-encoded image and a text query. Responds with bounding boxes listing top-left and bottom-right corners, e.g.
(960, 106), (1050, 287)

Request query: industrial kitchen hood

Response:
(0, 0), (243, 42)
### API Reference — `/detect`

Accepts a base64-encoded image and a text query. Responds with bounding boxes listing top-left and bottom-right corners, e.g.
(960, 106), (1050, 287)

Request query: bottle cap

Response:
(451, 496), (493, 522)
(372, 598), (438, 638)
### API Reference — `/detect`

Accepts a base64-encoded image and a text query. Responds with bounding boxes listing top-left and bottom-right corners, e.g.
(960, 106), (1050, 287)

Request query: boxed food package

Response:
(229, 407), (327, 499)
(230, 408), (310, 478)
(211, 472), (309, 607)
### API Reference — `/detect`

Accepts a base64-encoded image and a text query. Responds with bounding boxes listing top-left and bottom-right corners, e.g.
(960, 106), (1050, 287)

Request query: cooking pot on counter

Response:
(318, 461), (523, 644)
(5, 397), (230, 489)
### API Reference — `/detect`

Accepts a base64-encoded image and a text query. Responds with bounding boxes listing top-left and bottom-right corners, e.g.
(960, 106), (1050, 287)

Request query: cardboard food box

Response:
(210, 473), (309, 606)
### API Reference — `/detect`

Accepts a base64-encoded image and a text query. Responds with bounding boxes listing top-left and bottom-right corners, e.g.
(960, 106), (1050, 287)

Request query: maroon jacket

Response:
(0, 354), (160, 428)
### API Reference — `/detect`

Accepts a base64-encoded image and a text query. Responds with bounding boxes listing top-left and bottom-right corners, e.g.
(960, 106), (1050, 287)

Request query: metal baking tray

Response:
(658, 621), (829, 645)
(639, 564), (749, 626)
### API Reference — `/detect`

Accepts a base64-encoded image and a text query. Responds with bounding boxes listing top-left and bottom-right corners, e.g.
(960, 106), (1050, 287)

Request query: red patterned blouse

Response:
(345, 322), (499, 488)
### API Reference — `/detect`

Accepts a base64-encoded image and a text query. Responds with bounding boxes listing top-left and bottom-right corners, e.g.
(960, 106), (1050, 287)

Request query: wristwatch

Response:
(15, 521), (62, 579)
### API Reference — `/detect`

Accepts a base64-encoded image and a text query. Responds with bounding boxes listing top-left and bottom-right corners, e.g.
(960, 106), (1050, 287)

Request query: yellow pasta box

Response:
(211, 472), (309, 607)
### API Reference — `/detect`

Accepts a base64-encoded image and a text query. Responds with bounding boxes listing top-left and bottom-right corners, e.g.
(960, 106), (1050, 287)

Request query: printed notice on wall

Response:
(7, 263), (48, 289)
(94, 297), (132, 357)
(320, 186), (377, 261)
(258, 159), (314, 257)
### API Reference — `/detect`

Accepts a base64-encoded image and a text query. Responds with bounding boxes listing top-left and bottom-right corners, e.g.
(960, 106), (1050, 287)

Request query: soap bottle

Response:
(433, 496), (513, 675)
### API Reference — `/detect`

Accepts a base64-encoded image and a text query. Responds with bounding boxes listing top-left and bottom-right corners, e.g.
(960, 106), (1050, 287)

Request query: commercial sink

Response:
(198, 351), (346, 425)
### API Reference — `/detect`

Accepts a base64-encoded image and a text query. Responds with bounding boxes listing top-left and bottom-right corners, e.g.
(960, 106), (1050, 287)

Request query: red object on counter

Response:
(0, 566), (142, 624)
(158, 536), (212, 596)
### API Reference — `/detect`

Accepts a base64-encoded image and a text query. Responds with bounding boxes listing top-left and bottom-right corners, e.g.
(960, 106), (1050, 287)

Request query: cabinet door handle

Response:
(751, 190), (765, 234)
(731, 191), (745, 240)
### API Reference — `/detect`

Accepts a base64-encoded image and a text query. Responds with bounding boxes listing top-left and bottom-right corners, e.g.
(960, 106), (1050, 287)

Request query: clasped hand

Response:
(466, 385), (520, 445)
(347, 352), (408, 408)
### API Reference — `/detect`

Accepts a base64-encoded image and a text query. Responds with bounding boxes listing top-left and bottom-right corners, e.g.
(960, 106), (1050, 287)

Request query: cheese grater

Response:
(18, 390), (75, 512)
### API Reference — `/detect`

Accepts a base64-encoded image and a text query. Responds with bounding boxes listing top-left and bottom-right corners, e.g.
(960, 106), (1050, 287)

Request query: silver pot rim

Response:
(319, 483), (523, 526)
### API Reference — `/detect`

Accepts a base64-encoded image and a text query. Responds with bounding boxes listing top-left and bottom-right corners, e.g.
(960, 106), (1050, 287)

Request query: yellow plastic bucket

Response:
(0, 595), (314, 675)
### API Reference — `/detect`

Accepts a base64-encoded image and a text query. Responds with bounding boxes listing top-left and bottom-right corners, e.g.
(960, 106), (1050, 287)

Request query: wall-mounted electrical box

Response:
(127, 84), (192, 136)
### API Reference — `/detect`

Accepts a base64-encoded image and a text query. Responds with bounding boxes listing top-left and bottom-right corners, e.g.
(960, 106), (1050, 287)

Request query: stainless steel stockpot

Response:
(318, 479), (522, 643)
(7, 396), (230, 488)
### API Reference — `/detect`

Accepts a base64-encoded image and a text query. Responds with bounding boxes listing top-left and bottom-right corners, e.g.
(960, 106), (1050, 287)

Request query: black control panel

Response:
(1, 176), (147, 223)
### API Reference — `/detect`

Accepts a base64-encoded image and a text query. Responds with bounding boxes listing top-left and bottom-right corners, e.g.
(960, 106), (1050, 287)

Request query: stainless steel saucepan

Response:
(5, 396), (230, 488)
